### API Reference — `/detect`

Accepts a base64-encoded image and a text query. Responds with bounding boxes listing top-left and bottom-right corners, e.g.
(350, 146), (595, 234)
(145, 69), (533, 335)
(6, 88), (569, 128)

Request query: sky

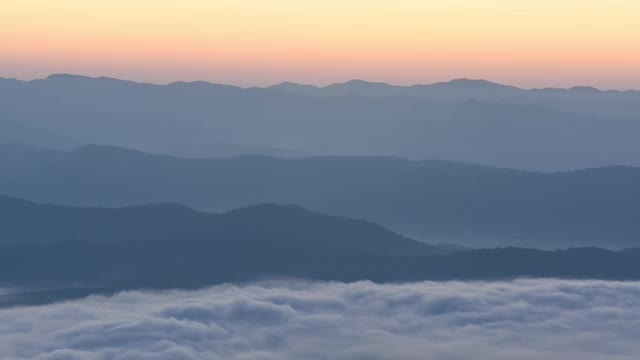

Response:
(1, 0), (639, 89)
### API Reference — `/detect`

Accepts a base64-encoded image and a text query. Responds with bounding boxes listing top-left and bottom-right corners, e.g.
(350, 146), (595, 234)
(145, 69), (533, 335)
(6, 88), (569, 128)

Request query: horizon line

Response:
(2, 73), (638, 93)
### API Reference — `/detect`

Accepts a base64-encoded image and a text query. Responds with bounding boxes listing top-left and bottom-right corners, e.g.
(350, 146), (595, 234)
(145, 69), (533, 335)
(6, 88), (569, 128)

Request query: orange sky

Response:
(1, 0), (639, 88)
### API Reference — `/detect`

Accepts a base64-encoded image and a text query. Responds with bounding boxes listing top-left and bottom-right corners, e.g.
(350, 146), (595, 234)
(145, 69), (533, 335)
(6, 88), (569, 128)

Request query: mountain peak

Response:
(341, 79), (390, 87)
(167, 81), (241, 91)
(43, 74), (140, 87)
(441, 78), (512, 89)
(569, 85), (601, 93)
(271, 81), (303, 87)
(45, 73), (92, 81)
(268, 82), (320, 91)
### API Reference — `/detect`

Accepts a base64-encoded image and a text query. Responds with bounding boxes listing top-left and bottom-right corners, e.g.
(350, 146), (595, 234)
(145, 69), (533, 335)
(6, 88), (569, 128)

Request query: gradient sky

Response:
(2, 0), (639, 88)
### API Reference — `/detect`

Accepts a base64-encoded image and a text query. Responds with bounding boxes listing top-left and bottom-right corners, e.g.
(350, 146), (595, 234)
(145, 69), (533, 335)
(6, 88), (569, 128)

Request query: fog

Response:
(2, 280), (639, 359)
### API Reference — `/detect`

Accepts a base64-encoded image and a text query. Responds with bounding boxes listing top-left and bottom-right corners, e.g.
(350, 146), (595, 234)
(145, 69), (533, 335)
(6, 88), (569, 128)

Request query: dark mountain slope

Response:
(1, 196), (639, 306)
(0, 195), (440, 256)
(1, 239), (639, 300)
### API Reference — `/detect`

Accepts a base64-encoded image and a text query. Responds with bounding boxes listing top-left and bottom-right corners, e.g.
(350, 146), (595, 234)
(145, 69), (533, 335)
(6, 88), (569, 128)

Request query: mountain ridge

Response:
(2, 144), (640, 249)
(6, 73), (637, 93)
(4, 74), (640, 169)
(0, 194), (442, 256)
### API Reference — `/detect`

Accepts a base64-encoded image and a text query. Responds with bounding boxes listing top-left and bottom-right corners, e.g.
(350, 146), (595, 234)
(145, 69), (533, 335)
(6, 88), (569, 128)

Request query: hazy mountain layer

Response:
(3, 74), (640, 170)
(1, 144), (639, 249)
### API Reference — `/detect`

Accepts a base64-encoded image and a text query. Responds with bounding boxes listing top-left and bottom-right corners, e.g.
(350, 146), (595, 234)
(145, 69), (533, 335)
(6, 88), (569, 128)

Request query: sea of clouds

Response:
(1, 279), (640, 360)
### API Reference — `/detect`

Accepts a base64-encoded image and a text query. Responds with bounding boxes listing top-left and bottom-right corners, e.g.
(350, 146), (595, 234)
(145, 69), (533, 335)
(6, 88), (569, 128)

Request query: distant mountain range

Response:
(2, 143), (639, 249)
(1, 195), (640, 307)
(269, 78), (640, 114)
(2, 74), (640, 170)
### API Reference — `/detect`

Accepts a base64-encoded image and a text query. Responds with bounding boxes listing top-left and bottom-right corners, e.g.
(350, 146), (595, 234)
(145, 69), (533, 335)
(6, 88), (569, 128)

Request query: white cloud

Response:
(1, 280), (640, 360)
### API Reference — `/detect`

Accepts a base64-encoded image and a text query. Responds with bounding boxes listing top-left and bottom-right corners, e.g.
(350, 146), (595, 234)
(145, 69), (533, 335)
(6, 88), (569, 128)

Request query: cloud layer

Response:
(1, 280), (640, 360)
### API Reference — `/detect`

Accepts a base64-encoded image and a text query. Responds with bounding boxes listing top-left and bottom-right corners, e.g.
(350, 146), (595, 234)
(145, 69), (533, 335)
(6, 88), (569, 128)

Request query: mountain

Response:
(3, 242), (640, 294)
(3, 74), (640, 170)
(0, 195), (440, 256)
(269, 78), (640, 118)
(1, 195), (639, 305)
(427, 78), (520, 91)
(271, 78), (521, 98)
(2, 144), (640, 249)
